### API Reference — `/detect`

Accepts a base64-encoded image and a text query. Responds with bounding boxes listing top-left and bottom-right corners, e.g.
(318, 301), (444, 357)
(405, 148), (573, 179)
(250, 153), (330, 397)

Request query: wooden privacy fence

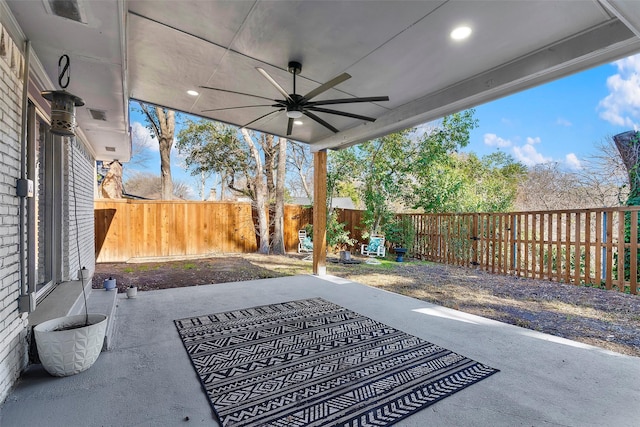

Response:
(94, 200), (313, 263)
(95, 200), (638, 294)
(405, 207), (640, 294)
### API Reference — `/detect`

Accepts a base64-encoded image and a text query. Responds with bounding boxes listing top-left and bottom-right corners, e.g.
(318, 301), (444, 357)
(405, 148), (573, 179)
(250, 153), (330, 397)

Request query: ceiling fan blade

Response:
(303, 73), (351, 101)
(199, 86), (276, 102)
(256, 68), (293, 101)
(303, 111), (339, 133)
(286, 118), (294, 136)
(308, 96), (389, 106)
(306, 106), (377, 122)
(201, 104), (277, 113)
(242, 109), (284, 128)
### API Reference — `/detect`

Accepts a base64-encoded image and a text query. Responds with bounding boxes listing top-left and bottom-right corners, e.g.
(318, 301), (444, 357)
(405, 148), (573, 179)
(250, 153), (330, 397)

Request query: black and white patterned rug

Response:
(175, 297), (498, 426)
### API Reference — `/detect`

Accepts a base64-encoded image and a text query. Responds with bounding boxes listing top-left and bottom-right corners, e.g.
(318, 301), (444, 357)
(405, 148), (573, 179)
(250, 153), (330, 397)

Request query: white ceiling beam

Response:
(117, 0), (131, 162)
(311, 19), (640, 152)
(601, 0), (640, 38)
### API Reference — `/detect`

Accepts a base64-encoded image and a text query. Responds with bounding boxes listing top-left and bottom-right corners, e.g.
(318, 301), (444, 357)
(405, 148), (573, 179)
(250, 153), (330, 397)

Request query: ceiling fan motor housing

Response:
(288, 61), (302, 74)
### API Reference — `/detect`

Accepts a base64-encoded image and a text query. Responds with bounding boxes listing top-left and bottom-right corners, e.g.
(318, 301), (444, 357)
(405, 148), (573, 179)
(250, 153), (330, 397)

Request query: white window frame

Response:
(27, 101), (62, 302)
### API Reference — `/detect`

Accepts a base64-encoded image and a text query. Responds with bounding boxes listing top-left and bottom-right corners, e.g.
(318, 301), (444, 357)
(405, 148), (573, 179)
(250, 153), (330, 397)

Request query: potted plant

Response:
(304, 213), (357, 254)
(383, 217), (415, 262)
(33, 268), (107, 377)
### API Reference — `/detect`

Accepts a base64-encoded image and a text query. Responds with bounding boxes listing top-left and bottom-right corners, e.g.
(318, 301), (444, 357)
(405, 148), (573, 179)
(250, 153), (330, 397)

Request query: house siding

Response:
(63, 138), (96, 279)
(0, 23), (29, 404)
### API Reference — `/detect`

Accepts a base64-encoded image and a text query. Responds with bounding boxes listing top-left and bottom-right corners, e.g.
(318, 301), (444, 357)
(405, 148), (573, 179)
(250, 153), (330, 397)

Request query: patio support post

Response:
(313, 150), (327, 275)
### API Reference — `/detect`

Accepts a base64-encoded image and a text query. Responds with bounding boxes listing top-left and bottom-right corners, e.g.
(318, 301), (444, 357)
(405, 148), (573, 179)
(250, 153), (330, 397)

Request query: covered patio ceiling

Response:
(4, 0), (640, 162)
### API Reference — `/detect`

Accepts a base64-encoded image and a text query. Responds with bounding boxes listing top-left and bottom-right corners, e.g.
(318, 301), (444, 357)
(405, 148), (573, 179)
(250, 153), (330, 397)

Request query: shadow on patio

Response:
(2, 275), (639, 426)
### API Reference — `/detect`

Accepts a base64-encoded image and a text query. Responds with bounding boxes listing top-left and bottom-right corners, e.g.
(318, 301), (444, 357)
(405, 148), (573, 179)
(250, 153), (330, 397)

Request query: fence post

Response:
(602, 211), (607, 281)
(511, 214), (517, 274)
(472, 214), (478, 267)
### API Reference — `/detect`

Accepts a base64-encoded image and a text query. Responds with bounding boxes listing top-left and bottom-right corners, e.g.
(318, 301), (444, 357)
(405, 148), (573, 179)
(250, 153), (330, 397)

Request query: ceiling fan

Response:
(200, 61), (389, 136)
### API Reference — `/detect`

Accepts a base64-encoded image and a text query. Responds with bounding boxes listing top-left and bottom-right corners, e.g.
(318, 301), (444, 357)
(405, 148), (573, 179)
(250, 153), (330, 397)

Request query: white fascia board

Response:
(118, 0), (131, 162)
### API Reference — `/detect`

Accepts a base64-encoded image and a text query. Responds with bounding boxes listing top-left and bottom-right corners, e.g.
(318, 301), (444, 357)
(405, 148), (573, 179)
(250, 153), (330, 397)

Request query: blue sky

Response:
(128, 53), (640, 196)
(467, 53), (640, 169)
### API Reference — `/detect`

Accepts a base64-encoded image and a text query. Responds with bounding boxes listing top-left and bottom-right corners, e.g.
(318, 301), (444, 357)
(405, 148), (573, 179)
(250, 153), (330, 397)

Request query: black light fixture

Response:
(41, 90), (84, 136)
(41, 54), (84, 136)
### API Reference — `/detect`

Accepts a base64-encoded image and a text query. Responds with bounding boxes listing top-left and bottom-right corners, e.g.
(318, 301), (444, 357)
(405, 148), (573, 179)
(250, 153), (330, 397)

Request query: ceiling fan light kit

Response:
(286, 109), (303, 119)
(201, 61), (389, 136)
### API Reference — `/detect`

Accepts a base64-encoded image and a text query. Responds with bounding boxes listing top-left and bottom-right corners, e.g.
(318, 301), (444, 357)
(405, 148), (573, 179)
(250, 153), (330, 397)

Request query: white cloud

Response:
(598, 53), (640, 128)
(512, 141), (552, 166)
(483, 133), (512, 147)
(131, 120), (185, 158)
(131, 121), (156, 151)
(565, 153), (582, 170)
(525, 136), (541, 145)
(556, 117), (572, 127)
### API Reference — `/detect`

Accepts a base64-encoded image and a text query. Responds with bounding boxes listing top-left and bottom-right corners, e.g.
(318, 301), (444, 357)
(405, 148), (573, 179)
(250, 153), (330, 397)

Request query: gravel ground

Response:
(94, 253), (640, 357)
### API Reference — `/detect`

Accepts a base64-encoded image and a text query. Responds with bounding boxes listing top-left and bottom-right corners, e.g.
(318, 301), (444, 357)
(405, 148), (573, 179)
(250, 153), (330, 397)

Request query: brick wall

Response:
(0, 23), (29, 404)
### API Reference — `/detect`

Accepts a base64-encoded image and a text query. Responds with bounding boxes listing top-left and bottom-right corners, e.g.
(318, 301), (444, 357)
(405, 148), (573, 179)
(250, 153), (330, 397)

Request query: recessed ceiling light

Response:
(294, 120), (303, 125)
(187, 90), (199, 96)
(450, 26), (472, 41)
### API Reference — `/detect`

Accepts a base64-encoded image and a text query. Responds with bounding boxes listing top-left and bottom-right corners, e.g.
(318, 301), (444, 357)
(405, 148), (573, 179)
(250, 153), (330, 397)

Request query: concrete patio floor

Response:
(2, 274), (639, 426)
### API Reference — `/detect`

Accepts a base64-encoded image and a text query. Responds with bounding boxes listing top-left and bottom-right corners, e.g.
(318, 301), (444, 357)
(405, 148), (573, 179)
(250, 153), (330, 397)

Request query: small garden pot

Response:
(126, 286), (138, 299)
(34, 314), (108, 377)
(394, 248), (407, 262)
(103, 277), (116, 291)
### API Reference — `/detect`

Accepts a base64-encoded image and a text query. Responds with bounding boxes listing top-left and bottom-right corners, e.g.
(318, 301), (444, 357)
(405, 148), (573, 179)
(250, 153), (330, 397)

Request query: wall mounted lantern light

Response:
(41, 54), (84, 136)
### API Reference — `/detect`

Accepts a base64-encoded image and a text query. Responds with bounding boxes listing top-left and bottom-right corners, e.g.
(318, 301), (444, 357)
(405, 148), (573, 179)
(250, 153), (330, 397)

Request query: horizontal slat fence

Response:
(95, 201), (639, 294)
(407, 207), (640, 294)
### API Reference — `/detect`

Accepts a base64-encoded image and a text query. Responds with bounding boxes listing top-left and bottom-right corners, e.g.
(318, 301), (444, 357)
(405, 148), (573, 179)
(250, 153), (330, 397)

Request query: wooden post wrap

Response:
(313, 151), (327, 275)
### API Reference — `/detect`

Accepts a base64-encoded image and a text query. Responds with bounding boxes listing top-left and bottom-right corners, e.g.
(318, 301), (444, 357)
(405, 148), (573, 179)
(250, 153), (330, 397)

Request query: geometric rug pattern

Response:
(175, 297), (499, 426)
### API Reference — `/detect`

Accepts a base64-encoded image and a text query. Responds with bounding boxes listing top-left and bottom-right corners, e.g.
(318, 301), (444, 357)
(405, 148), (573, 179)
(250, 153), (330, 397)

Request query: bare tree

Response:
(515, 163), (583, 211)
(138, 103), (176, 200)
(516, 135), (632, 212)
(240, 128), (270, 254)
(287, 141), (313, 198)
(124, 171), (191, 199)
(272, 137), (287, 254)
(575, 136), (628, 207)
(128, 124), (153, 169)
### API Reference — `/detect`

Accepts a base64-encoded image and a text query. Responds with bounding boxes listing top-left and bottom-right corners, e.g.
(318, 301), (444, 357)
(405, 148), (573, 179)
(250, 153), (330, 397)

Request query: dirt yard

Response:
(93, 253), (640, 358)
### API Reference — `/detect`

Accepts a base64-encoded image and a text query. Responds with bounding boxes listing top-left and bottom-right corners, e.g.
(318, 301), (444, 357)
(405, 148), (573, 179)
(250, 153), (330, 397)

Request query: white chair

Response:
(298, 230), (313, 253)
(361, 235), (386, 257)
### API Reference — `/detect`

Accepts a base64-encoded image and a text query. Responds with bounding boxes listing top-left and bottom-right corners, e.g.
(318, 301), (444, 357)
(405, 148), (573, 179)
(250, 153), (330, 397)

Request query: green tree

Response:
(176, 120), (288, 254)
(455, 152), (527, 212)
(327, 110), (481, 236)
(358, 129), (415, 233)
(327, 148), (360, 213)
(408, 110), (478, 212)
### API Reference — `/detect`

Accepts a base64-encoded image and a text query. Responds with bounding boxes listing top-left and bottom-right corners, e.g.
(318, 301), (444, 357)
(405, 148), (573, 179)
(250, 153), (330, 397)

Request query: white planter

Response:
(126, 286), (138, 298)
(34, 314), (108, 377)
